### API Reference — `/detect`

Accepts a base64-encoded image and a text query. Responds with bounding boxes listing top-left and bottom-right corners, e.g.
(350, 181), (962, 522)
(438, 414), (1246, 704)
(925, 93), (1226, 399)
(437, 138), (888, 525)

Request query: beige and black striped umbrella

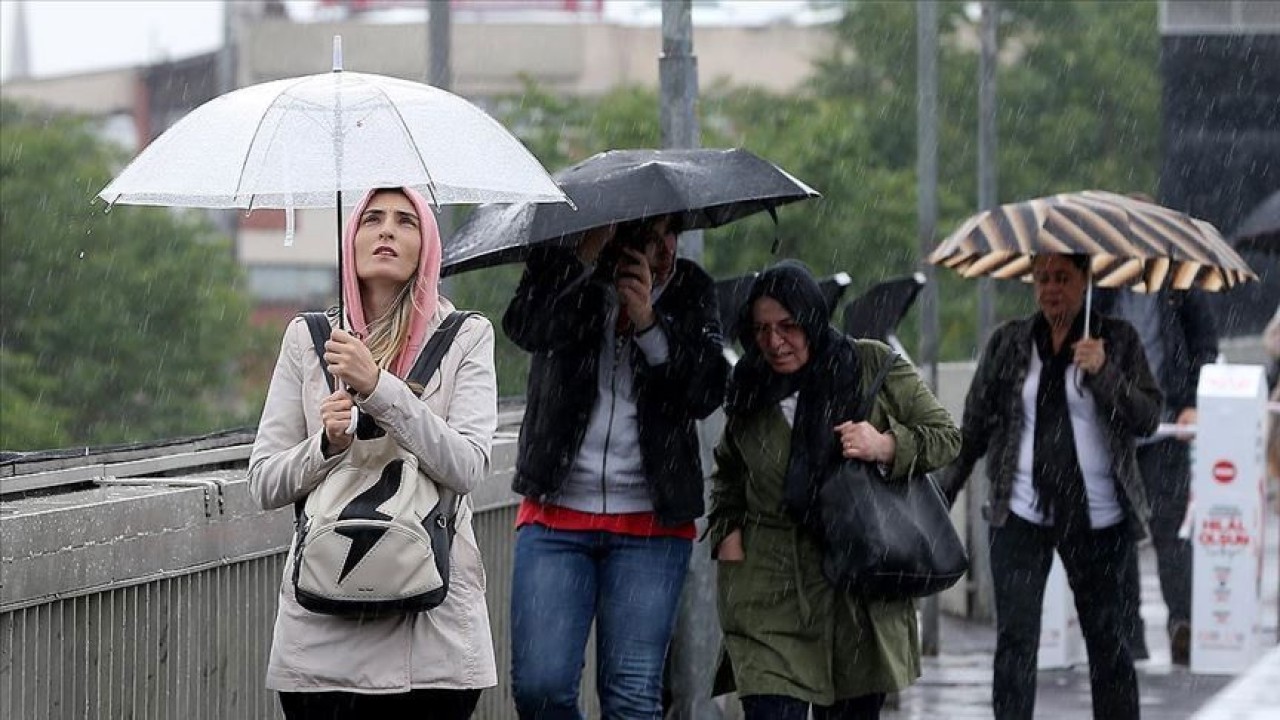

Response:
(928, 191), (1256, 292)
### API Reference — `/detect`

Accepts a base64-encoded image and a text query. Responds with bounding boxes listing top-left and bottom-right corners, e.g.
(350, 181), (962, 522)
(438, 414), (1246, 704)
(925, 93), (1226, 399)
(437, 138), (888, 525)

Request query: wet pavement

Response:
(884, 504), (1280, 720)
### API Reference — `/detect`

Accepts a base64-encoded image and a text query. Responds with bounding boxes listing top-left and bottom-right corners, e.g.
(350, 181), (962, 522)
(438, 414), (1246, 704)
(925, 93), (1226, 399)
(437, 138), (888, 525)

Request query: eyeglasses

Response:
(752, 320), (804, 342)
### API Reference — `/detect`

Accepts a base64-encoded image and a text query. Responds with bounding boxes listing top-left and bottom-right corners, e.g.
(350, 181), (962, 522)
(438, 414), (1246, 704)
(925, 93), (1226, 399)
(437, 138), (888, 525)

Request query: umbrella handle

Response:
(1084, 265), (1093, 339)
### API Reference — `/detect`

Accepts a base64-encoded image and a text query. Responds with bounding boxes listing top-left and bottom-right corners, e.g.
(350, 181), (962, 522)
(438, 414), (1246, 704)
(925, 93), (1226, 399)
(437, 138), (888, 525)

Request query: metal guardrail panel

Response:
(2, 474), (293, 613)
(1, 446), (254, 496)
(0, 435), (551, 720)
(0, 557), (284, 720)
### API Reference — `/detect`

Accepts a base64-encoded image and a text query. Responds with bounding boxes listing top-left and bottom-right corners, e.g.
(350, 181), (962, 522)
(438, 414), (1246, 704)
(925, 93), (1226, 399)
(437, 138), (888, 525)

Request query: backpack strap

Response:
(300, 310), (478, 392)
(301, 312), (336, 393)
(853, 347), (899, 423)
(401, 310), (479, 521)
(294, 310), (481, 520)
(404, 311), (480, 387)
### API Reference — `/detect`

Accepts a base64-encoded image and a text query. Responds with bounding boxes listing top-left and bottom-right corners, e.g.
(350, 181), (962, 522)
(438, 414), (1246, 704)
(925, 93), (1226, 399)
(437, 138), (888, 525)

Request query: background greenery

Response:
(0, 101), (263, 450)
(0, 1), (1162, 449)
(452, 0), (1161, 395)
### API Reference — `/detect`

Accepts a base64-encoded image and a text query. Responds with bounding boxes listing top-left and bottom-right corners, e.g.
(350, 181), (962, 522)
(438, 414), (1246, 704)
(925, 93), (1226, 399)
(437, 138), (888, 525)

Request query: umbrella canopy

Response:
(928, 191), (1255, 293)
(98, 69), (567, 210)
(842, 274), (926, 343)
(442, 148), (820, 275)
(97, 39), (568, 336)
(1231, 190), (1280, 253)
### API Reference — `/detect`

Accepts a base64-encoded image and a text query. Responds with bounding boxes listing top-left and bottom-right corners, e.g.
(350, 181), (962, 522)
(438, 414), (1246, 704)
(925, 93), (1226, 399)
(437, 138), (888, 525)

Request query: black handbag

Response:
(818, 351), (968, 598)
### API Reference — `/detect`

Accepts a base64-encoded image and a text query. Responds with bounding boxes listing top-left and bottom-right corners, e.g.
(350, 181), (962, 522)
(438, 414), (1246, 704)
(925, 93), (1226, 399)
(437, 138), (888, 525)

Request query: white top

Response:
(1010, 339), (1125, 529)
(780, 392), (798, 427)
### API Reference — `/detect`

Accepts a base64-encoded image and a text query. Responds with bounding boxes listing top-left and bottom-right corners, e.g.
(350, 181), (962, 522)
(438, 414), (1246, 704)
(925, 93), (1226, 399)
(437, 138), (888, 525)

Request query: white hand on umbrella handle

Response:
(346, 405), (359, 436)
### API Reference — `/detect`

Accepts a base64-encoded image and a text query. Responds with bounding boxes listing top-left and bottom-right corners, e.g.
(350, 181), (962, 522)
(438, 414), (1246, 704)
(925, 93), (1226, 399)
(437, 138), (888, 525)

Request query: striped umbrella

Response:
(928, 191), (1256, 293)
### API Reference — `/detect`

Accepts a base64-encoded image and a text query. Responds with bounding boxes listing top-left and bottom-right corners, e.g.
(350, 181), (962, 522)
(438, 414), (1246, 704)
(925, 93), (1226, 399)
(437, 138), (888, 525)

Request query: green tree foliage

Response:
(451, 1), (1161, 393)
(0, 101), (254, 450)
(810, 0), (1160, 354)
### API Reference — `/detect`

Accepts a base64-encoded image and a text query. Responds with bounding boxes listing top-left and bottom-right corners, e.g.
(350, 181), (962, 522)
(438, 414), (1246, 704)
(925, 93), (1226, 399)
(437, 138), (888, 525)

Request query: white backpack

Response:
(291, 310), (474, 617)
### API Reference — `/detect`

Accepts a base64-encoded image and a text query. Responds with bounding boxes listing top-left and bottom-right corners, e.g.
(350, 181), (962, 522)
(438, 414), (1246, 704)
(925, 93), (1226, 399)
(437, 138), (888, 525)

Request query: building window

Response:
(247, 265), (336, 303)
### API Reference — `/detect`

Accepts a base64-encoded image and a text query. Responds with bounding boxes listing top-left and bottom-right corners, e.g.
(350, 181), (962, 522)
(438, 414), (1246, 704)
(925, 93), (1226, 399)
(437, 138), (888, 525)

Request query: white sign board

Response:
(1038, 553), (1086, 669)
(1191, 364), (1267, 674)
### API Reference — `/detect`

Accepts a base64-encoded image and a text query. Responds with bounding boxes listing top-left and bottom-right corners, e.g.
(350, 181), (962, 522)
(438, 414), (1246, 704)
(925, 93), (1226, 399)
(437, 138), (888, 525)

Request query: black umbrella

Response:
(842, 274), (925, 343)
(1232, 190), (1280, 253)
(442, 148), (820, 276)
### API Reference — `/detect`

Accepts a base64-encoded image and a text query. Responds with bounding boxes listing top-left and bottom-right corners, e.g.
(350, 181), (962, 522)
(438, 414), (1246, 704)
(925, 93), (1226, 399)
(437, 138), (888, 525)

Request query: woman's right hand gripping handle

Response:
(320, 389), (355, 457)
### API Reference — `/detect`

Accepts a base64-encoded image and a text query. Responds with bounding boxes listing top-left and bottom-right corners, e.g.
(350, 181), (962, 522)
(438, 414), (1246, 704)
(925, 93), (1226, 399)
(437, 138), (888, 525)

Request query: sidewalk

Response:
(886, 506), (1280, 719)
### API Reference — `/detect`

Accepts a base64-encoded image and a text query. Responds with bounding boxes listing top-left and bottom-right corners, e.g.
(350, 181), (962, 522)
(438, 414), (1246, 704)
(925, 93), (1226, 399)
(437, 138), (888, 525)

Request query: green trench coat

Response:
(708, 341), (961, 705)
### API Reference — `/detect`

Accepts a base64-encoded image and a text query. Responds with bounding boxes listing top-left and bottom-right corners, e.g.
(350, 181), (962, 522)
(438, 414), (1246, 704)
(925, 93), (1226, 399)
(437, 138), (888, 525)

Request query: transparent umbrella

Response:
(98, 37), (569, 324)
(99, 39), (566, 213)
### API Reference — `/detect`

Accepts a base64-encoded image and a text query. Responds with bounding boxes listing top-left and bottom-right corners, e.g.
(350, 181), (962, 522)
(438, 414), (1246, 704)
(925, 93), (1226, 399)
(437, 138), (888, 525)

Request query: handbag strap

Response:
(852, 347), (900, 422)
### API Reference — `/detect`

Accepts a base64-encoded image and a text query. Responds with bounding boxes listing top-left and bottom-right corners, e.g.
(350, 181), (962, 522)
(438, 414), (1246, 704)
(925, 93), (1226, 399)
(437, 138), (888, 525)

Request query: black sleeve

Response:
(940, 324), (1007, 503)
(1087, 318), (1163, 437)
(502, 247), (607, 353)
(638, 264), (729, 421)
(1174, 290), (1220, 410)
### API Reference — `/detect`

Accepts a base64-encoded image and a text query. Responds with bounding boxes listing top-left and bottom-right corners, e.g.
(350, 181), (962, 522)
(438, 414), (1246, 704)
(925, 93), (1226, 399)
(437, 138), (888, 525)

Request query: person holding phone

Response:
(502, 214), (729, 719)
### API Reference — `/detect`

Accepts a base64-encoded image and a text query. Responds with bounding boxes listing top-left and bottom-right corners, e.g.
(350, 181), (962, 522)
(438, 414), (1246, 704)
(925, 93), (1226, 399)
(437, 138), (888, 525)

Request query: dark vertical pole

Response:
(660, 0), (703, 261)
(429, 0), (455, 289)
(917, 0), (942, 657)
(428, 0), (452, 92)
(660, 3), (718, 719)
(218, 1), (241, 261)
(977, 0), (999, 344)
(917, 0), (940, 423)
(970, 0), (1000, 623)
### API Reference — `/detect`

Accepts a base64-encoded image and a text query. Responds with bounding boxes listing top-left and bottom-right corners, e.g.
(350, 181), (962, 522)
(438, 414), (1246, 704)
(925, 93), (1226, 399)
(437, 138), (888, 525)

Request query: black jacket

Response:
(503, 247), (729, 525)
(1093, 289), (1218, 414)
(943, 312), (1162, 537)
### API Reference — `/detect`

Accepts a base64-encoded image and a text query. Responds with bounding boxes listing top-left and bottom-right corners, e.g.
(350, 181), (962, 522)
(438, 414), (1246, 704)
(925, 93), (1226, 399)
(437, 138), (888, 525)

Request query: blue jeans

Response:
(510, 524), (692, 720)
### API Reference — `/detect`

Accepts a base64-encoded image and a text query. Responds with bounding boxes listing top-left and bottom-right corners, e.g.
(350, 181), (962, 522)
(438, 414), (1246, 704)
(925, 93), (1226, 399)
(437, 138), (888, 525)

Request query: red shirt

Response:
(515, 498), (696, 540)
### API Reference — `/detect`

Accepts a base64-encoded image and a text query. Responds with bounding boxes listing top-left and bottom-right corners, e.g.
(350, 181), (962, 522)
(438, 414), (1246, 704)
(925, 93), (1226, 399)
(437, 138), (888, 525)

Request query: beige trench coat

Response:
(248, 298), (498, 693)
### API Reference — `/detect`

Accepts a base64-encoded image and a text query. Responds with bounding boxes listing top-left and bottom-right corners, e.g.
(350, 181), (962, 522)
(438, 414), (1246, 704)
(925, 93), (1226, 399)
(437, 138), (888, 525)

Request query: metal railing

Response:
(0, 405), (564, 720)
(4, 344), (1268, 718)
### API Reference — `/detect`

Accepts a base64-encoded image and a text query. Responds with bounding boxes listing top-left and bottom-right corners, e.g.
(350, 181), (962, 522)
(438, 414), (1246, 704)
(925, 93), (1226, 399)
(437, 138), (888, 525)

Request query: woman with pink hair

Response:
(249, 187), (499, 719)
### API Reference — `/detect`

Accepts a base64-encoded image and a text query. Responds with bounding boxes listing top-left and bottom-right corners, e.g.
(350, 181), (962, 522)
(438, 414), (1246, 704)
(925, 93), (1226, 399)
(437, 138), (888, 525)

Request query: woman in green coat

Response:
(708, 261), (960, 720)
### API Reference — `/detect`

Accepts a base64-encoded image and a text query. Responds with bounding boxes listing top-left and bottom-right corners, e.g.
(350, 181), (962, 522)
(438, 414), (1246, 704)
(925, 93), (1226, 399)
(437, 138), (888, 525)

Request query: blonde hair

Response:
(363, 275), (421, 372)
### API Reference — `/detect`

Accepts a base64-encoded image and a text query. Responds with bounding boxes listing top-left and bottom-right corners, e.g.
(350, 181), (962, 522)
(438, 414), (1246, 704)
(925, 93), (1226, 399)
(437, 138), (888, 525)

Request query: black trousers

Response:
(989, 514), (1138, 720)
(740, 693), (886, 720)
(278, 688), (481, 720)
(1122, 438), (1194, 636)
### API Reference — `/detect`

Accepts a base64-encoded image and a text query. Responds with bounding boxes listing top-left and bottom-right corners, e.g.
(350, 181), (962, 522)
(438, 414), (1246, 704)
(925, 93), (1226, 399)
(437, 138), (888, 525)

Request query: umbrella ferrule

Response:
(332, 35), (343, 73)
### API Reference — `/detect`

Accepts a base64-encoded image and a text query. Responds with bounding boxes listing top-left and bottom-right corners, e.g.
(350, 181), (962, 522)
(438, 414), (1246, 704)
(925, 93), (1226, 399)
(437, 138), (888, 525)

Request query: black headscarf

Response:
(725, 261), (862, 529)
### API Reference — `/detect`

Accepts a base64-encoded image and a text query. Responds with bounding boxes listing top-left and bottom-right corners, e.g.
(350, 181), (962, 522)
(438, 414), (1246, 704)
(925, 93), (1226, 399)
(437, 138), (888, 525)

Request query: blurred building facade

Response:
(1, 0), (833, 316)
